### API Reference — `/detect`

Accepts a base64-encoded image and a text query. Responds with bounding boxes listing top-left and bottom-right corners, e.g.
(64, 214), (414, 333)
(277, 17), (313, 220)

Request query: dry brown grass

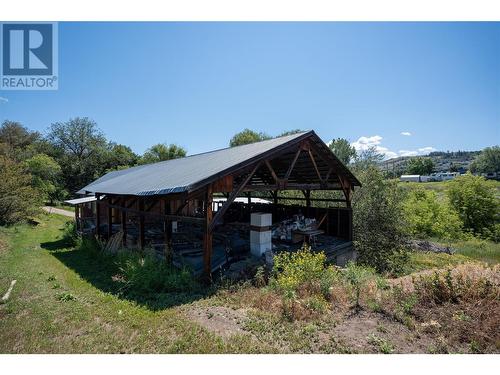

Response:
(385, 262), (500, 352)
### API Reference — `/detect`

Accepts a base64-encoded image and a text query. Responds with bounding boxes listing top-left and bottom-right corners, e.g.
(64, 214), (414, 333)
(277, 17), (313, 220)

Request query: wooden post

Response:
(107, 198), (112, 239)
(272, 190), (278, 222)
(305, 190), (311, 217)
(203, 185), (213, 282)
(348, 208), (353, 241)
(95, 193), (101, 238)
(75, 205), (80, 231)
(138, 198), (145, 250)
(121, 198), (127, 247)
(164, 198), (172, 264)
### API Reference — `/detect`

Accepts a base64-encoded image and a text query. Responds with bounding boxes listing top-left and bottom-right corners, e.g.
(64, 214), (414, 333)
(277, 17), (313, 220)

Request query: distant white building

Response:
(400, 175), (426, 183)
(429, 172), (460, 181)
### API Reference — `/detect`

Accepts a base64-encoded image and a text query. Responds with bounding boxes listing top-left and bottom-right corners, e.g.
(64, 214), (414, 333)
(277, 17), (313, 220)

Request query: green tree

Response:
(104, 143), (139, 170)
(140, 143), (187, 164)
(329, 138), (357, 165)
(229, 128), (271, 147)
(0, 120), (40, 160)
(47, 117), (109, 193)
(352, 166), (409, 274)
(0, 156), (41, 225)
(352, 146), (384, 171)
(447, 173), (499, 236)
(470, 146), (500, 174)
(406, 157), (434, 175)
(24, 153), (65, 204)
(403, 186), (462, 239)
(278, 129), (304, 137)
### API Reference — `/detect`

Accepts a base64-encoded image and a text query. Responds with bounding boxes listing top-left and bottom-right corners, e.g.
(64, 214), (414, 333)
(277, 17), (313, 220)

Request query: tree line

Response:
(0, 118), (187, 224)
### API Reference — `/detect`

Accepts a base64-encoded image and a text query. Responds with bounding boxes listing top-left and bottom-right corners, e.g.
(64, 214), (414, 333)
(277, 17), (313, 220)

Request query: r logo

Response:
(1, 22), (58, 90)
(3, 24), (53, 75)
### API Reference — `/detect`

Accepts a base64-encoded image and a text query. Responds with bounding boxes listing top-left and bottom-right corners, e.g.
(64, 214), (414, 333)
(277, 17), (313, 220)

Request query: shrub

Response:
(270, 245), (327, 299)
(403, 186), (463, 240)
(117, 253), (199, 295)
(352, 166), (409, 274)
(62, 221), (80, 247)
(342, 262), (377, 309)
(0, 156), (41, 225)
(447, 173), (499, 239)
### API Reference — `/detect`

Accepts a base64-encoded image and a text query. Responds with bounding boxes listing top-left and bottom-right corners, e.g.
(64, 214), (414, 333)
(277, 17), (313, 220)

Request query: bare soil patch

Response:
(184, 305), (250, 338)
(332, 310), (435, 353)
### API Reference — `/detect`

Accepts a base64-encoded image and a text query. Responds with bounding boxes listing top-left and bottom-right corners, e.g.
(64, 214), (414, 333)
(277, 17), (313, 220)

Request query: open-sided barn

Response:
(67, 131), (361, 279)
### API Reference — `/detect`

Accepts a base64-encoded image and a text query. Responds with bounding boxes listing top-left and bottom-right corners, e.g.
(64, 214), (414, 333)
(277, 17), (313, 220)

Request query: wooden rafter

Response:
(208, 162), (261, 232)
(284, 148), (302, 180)
(264, 159), (279, 183)
(308, 149), (323, 183)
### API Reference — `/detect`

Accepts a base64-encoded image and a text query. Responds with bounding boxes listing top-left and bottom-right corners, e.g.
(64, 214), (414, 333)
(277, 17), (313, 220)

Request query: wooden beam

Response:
(209, 162), (261, 232)
(275, 196), (347, 203)
(265, 160), (279, 183)
(284, 148), (302, 180)
(103, 202), (205, 224)
(308, 149), (323, 183)
(203, 184), (213, 281)
(324, 167), (333, 182)
(242, 183), (343, 191)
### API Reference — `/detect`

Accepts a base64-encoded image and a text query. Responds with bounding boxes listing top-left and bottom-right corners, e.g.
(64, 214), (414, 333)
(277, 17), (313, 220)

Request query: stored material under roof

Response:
(77, 131), (360, 196)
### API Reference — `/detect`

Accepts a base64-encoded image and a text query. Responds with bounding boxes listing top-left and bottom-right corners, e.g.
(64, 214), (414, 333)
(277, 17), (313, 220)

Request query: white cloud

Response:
(351, 135), (383, 151)
(0, 97), (8, 103)
(418, 146), (436, 154)
(398, 150), (419, 157)
(351, 135), (437, 161)
(400, 131), (412, 136)
(351, 135), (397, 160)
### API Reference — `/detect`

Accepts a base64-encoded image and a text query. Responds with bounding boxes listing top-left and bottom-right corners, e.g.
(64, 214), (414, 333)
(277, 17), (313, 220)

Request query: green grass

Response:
(0, 214), (262, 353)
(408, 238), (499, 272)
(1, 212), (498, 353)
(399, 179), (500, 200)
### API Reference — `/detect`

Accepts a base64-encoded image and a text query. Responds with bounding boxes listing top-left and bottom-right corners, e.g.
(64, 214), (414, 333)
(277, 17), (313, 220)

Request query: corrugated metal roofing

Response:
(65, 196), (97, 205)
(77, 131), (360, 196)
(78, 132), (310, 196)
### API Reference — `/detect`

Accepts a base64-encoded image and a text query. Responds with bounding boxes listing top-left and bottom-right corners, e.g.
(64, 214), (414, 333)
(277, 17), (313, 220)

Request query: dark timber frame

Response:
(77, 131), (360, 281)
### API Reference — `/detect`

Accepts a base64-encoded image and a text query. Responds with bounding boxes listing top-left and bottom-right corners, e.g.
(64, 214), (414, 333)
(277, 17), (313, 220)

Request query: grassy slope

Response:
(0, 214), (263, 353)
(1, 213), (498, 353)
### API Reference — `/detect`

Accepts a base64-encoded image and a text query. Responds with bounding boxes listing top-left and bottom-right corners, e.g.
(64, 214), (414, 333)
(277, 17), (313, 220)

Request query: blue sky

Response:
(0, 22), (499, 158)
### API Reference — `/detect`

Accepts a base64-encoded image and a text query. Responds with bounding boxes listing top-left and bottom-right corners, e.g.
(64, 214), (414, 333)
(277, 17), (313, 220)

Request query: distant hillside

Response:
(380, 150), (480, 175)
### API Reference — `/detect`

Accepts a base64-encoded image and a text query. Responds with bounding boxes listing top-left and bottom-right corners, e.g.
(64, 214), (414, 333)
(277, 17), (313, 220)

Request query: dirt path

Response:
(42, 206), (74, 218)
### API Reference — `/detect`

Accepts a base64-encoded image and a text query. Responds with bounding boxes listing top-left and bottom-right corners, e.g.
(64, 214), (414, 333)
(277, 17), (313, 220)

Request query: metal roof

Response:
(77, 131), (360, 196)
(65, 196), (97, 205)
